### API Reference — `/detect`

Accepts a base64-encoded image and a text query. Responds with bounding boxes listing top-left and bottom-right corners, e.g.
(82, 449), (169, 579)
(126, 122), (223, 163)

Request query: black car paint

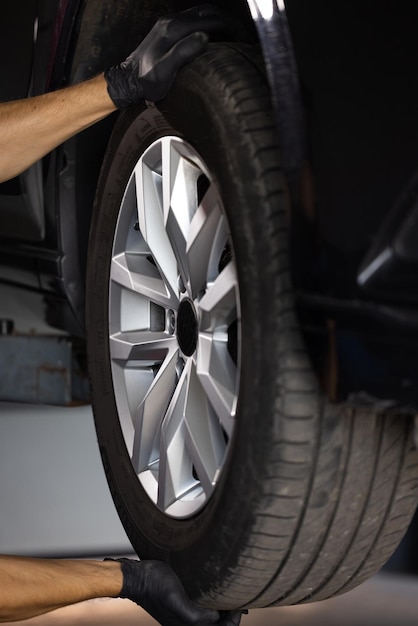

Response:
(1, 0), (418, 406)
(284, 1), (418, 407)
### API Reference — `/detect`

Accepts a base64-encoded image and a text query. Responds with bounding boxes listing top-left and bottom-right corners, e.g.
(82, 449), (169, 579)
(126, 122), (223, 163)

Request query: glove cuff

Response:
(104, 557), (145, 602)
(104, 66), (145, 110)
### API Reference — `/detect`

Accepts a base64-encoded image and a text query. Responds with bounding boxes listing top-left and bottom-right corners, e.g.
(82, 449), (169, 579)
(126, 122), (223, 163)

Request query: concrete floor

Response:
(2, 571), (418, 626)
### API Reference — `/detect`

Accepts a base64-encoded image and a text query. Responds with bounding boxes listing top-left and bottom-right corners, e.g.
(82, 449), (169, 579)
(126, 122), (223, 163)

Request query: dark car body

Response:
(1, 0), (418, 408)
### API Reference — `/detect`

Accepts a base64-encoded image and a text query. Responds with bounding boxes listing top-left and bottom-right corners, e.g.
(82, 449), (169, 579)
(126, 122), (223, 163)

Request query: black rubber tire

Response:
(86, 44), (418, 609)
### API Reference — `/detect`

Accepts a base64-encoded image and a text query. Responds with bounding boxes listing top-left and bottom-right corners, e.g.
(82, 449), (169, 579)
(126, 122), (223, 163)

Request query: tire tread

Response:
(187, 45), (418, 609)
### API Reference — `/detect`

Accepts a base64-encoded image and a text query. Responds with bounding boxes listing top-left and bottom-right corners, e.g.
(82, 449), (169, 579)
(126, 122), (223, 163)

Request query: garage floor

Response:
(2, 571), (418, 626)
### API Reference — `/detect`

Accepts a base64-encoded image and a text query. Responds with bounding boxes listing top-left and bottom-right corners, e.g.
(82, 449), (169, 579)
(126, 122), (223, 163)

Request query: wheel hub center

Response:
(177, 299), (198, 356)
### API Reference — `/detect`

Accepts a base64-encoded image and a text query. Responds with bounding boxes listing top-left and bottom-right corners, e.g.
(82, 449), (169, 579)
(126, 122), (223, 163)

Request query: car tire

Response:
(86, 44), (418, 609)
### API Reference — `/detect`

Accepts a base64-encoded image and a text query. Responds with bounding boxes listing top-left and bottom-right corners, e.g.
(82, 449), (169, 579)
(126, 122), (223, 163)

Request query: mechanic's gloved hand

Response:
(108, 558), (244, 626)
(105, 4), (228, 108)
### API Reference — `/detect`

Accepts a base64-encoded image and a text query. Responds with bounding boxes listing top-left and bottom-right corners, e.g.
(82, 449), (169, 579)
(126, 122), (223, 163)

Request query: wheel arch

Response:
(56, 0), (273, 335)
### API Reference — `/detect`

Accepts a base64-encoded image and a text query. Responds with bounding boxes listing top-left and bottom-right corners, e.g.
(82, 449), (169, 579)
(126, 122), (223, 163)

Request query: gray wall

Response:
(0, 402), (133, 557)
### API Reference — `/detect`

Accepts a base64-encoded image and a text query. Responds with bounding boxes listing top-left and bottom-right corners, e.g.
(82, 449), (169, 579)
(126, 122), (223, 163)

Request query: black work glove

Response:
(105, 4), (229, 108)
(107, 558), (244, 626)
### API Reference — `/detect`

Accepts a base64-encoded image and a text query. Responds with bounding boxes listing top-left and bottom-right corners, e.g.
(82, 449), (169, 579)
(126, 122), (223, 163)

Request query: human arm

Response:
(0, 555), (122, 622)
(0, 556), (243, 625)
(0, 4), (229, 184)
(0, 75), (115, 184)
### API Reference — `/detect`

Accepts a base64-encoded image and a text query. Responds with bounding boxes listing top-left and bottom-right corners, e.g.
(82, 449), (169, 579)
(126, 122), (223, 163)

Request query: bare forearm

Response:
(0, 555), (122, 622)
(0, 74), (116, 183)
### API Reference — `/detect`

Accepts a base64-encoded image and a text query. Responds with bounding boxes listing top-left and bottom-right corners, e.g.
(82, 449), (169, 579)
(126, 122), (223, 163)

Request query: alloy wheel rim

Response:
(108, 136), (241, 518)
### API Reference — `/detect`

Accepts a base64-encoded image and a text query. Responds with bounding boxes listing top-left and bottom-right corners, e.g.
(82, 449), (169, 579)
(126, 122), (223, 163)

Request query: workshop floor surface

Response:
(3, 571), (418, 626)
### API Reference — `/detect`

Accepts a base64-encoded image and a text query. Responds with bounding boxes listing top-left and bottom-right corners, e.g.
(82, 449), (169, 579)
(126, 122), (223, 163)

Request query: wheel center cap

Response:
(177, 299), (198, 357)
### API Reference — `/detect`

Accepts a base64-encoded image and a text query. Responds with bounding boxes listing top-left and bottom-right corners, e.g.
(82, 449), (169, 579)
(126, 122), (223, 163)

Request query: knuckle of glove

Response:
(155, 15), (176, 40)
(155, 15), (171, 28)
(197, 4), (222, 18)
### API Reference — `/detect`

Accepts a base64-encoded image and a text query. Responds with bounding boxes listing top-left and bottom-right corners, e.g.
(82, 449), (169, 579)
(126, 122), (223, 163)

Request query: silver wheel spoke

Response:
(197, 263), (239, 436)
(196, 334), (237, 438)
(131, 342), (178, 473)
(186, 184), (223, 299)
(200, 262), (239, 332)
(110, 252), (177, 310)
(158, 360), (226, 511)
(183, 362), (226, 494)
(158, 360), (191, 511)
(109, 331), (176, 363)
(135, 154), (179, 301)
(162, 138), (200, 293)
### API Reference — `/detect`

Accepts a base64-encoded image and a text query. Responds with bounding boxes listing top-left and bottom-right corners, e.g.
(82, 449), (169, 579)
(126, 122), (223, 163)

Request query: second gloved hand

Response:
(104, 4), (228, 108)
(109, 558), (243, 626)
